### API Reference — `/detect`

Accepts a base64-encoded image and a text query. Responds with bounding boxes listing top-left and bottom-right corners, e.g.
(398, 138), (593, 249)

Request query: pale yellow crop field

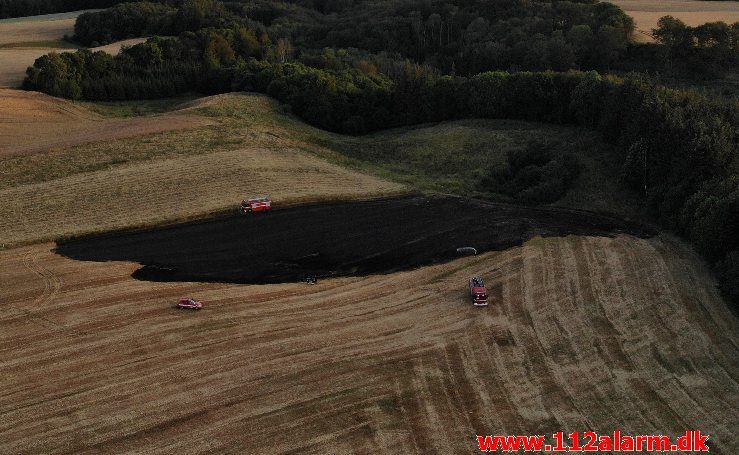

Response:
(611, 0), (739, 41)
(0, 10), (90, 45)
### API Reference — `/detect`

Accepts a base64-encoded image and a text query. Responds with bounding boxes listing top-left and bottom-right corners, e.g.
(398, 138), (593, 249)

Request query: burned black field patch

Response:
(56, 196), (654, 284)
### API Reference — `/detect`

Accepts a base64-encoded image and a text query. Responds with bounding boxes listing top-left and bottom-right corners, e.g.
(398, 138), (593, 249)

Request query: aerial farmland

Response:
(1, 1), (737, 453)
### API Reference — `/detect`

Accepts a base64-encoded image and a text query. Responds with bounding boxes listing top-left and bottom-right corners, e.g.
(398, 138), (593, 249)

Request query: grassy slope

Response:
(325, 119), (643, 218)
(1, 91), (644, 246)
(7, 92), (642, 212)
(0, 93), (405, 247)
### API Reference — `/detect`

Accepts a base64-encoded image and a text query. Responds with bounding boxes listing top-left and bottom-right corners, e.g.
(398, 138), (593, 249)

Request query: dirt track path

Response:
(1, 235), (737, 453)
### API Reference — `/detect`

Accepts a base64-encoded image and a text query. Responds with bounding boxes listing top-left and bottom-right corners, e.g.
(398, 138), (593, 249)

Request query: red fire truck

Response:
(469, 276), (488, 307)
(240, 196), (272, 214)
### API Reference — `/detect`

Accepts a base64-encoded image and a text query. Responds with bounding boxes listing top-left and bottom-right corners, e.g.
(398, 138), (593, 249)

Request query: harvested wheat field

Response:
(0, 11), (90, 46)
(0, 92), (404, 246)
(612, 0), (739, 41)
(0, 89), (213, 156)
(0, 146), (403, 246)
(1, 231), (737, 453)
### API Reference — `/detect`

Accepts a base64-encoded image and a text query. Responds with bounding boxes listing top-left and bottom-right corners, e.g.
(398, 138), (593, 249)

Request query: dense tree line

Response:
(619, 16), (739, 80)
(73, 0), (238, 46)
(287, 0), (635, 74)
(0, 0), (124, 18)
(69, 0), (635, 74)
(66, 0), (739, 81)
(56, 0), (739, 82)
(24, 26), (274, 98)
(653, 16), (739, 78)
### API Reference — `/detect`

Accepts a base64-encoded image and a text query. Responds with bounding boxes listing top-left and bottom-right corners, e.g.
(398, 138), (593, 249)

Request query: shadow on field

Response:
(55, 196), (655, 284)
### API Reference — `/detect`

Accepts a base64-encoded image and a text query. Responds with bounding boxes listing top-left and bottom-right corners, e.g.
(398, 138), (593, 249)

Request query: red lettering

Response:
(570, 432), (581, 451)
(553, 431), (567, 451)
(678, 431), (691, 450)
(476, 435), (495, 452)
(694, 431), (709, 452)
(582, 431), (597, 452)
(621, 435), (634, 451)
(598, 435), (613, 452)
(647, 435), (670, 451)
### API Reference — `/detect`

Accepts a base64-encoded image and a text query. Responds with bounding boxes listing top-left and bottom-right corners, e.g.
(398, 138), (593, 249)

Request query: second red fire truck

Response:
(469, 276), (488, 306)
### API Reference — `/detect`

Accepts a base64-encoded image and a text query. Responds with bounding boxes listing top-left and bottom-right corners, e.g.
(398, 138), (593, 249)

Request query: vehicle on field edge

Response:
(240, 196), (272, 214)
(176, 297), (202, 310)
(469, 276), (488, 306)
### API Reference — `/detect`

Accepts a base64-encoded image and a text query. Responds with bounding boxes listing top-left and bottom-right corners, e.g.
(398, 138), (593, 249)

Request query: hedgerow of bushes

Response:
(481, 140), (581, 204)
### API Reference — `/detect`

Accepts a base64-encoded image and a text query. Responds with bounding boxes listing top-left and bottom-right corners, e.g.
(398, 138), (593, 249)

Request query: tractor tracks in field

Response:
(9, 249), (71, 334)
(22, 249), (62, 308)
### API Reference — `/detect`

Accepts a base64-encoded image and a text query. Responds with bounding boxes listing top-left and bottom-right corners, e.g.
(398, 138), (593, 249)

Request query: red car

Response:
(176, 297), (202, 310)
(240, 196), (272, 214)
(469, 276), (488, 307)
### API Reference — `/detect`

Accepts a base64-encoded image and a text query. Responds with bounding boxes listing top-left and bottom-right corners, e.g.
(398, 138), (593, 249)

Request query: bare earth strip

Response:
(611, 0), (739, 41)
(0, 234), (736, 453)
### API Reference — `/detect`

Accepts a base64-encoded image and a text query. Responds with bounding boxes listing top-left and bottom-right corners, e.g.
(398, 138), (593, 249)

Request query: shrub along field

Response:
(326, 119), (640, 217)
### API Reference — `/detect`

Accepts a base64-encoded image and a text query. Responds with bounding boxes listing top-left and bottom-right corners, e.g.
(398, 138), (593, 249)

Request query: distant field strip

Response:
(611, 0), (739, 41)
(0, 234), (736, 453)
(0, 11), (145, 87)
(0, 89), (213, 157)
(0, 11), (90, 45)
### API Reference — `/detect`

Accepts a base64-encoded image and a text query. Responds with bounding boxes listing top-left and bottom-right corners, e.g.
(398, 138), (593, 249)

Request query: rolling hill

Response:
(0, 88), (736, 453)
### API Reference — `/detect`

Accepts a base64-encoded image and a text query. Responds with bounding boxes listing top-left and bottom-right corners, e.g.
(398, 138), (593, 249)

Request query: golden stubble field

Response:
(0, 91), (405, 247)
(0, 11), (88, 45)
(0, 234), (736, 453)
(611, 0), (739, 41)
(0, 89), (213, 156)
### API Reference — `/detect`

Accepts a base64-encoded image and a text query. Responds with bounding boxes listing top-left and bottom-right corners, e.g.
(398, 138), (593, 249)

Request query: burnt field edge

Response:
(55, 195), (657, 285)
